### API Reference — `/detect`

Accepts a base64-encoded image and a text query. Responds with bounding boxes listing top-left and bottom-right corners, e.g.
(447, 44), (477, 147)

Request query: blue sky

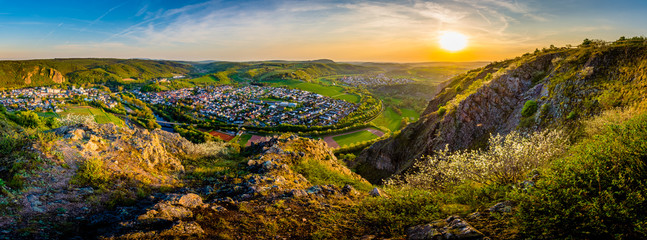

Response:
(1, 0), (646, 61)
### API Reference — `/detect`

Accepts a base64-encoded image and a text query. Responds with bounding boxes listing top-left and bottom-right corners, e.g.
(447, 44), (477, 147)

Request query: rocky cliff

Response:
(354, 43), (647, 183)
(22, 66), (66, 85)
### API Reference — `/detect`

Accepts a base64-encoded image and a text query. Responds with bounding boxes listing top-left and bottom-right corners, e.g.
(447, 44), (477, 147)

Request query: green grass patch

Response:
(371, 107), (419, 132)
(237, 134), (252, 146)
(190, 74), (217, 83)
(332, 130), (378, 147)
(292, 158), (372, 192)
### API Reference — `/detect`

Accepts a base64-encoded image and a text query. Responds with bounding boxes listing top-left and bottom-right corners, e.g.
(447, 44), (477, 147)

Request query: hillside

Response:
(0, 59), (193, 88)
(354, 39), (647, 183)
(191, 60), (380, 83)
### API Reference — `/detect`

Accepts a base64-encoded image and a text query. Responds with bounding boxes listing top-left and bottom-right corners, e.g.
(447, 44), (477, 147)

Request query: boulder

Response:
(160, 221), (204, 236)
(407, 216), (487, 240)
(369, 187), (387, 197)
(488, 201), (514, 213)
(178, 193), (205, 209)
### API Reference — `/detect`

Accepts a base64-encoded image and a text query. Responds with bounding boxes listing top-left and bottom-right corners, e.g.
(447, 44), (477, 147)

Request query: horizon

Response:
(1, 0), (647, 62)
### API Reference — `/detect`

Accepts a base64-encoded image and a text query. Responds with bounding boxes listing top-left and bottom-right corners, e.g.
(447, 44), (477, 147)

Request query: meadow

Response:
(371, 107), (420, 132)
(332, 130), (378, 147)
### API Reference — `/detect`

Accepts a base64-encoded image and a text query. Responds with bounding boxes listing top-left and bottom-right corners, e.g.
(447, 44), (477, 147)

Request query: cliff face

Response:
(354, 44), (647, 183)
(22, 66), (66, 85)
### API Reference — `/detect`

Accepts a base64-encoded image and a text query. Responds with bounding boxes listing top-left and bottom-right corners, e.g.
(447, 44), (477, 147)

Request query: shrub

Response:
(515, 113), (647, 239)
(437, 107), (447, 116)
(71, 158), (111, 189)
(566, 110), (578, 120)
(354, 188), (441, 236)
(521, 100), (538, 117)
(386, 129), (567, 189)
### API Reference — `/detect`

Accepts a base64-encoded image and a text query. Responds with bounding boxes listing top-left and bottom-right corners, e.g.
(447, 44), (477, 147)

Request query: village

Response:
(337, 73), (414, 87)
(132, 85), (357, 127)
(0, 86), (118, 112)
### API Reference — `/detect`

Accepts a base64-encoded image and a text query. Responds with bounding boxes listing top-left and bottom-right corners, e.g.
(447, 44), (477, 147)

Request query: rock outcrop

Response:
(55, 123), (189, 184)
(408, 216), (487, 240)
(23, 66), (66, 84)
(355, 45), (647, 183)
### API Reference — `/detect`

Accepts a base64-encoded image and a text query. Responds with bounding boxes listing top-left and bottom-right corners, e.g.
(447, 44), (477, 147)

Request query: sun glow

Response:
(439, 31), (468, 52)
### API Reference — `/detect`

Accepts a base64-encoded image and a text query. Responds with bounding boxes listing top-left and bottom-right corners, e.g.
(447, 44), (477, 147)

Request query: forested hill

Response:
(191, 60), (380, 82)
(0, 58), (192, 88)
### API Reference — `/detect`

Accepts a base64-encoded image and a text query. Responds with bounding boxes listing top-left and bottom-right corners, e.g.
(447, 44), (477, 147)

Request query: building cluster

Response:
(132, 85), (357, 127)
(0, 87), (118, 112)
(337, 73), (414, 87)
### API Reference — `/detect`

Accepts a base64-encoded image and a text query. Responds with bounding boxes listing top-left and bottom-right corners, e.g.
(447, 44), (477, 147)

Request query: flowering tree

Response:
(387, 129), (567, 189)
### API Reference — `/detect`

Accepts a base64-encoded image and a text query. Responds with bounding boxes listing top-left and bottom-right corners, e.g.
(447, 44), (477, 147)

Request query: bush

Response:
(437, 107), (447, 116)
(387, 129), (567, 189)
(521, 100), (538, 117)
(515, 113), (647, 239)
(354, 189), (441, 236)
(71, 158), (111, 189)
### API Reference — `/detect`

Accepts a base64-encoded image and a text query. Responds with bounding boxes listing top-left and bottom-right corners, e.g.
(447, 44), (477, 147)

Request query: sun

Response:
(439, 31), (468, 52)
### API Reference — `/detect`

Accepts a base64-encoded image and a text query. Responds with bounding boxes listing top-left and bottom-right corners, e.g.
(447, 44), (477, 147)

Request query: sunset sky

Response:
(1, 0), (646, 62)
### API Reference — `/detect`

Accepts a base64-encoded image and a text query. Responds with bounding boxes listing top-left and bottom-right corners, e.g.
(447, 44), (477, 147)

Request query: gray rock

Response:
(408, 216), (487, 240)
(369, 187), (386, 197)
(289, 189), (308, 198)
(488, 201), (514, 213)
(342, 185), (359, 196)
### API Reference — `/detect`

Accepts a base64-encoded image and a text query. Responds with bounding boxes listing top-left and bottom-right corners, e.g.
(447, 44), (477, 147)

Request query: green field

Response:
(237, 134), (253, 146)
(372, 107), (420, 132)
(262, 79), (361, 103)
(332, 130), (378, 147)
(61, 106), (124, 126)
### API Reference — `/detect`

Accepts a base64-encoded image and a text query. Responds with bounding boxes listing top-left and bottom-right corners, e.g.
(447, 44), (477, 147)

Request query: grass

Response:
(332, 130), (378, 147)
(237, 134), (252, 146)
(60, 106), (124, 126)
(292, 158), (372, 192)
(371, 107), (420, 132)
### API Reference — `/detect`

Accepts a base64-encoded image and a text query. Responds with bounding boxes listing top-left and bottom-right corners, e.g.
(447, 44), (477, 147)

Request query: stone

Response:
(369, 187), (386, 197)
(341, 185), (359, 196)
(177, 193), (204, 209)
(142, 203), (193, 221)
(407, 224), (441, 240)
(408, 216), (486, 240)
(160, 221), (204, 236)
(488, 201), (514, 213)
(289, 189), (308, 198)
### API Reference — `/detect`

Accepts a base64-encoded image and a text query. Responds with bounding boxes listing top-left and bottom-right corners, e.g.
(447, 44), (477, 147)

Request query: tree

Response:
(16, 111), (42, 128)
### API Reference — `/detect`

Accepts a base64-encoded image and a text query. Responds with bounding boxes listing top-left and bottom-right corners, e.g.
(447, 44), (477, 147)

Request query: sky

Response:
(1, 0), (646, 62)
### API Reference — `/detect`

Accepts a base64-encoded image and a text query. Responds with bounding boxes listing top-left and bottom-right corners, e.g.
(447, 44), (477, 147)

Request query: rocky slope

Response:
(0, 122), (194, 239)
(354, 42), (647, 183)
